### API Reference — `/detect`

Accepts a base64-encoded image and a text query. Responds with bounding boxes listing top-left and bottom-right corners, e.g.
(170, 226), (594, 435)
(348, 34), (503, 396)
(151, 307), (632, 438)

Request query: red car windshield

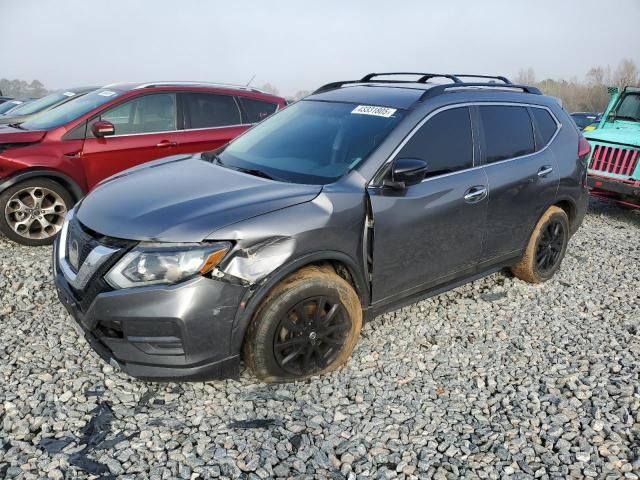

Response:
(20, 89), (123, 131)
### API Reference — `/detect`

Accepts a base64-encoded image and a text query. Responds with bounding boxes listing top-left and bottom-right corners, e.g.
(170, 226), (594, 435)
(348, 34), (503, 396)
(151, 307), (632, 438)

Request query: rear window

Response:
(480, 105), (535, 163)
(239, 97), (278, 123)
(532, 108), (558, 148)
(183, 93), (241, 128)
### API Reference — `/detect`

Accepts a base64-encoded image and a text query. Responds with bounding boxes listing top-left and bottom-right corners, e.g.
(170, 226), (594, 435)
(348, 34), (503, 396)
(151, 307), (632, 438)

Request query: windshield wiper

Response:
(206, 152), (285, 181)
(8, 123), (26, 130)
(232, 166), (283, 181)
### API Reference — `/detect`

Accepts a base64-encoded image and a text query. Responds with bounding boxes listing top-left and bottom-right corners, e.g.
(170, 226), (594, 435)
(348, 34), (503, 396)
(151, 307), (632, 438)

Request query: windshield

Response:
(615, 93), (640, 121)
(215, 100), (404, 184)
(20, 89), (123, 130)
(0, 101), (24, 115)
(6, 91), (77, 116)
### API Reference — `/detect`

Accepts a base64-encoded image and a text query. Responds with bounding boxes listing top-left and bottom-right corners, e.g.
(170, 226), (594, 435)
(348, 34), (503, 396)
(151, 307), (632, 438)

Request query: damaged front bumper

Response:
(54, 239), (250, 381)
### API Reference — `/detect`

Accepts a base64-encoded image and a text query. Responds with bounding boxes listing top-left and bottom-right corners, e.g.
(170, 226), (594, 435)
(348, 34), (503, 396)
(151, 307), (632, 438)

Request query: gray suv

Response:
(53, 73), (590, 382)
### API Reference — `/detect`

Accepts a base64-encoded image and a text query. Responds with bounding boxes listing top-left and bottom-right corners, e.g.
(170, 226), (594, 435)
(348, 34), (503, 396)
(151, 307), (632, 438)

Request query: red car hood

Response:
(0, 126), (47, 144)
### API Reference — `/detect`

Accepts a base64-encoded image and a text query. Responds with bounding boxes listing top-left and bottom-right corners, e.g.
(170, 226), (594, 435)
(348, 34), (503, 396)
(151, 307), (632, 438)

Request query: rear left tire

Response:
(511, 206), (569, 283)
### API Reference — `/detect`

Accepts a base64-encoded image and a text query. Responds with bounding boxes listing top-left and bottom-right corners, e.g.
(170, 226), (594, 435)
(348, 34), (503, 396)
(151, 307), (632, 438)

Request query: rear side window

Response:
(532, 108), (558, 148)
(99, 93), (177, 135)
(183, 93), (241, 128)
(397, 107), (473, 178)
(480, 105), (535, 163)
(239, 97), (278, 123)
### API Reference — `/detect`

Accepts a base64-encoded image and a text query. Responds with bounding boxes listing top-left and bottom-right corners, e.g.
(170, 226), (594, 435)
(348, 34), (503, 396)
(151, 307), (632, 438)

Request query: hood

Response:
(0, 114), (32, 125)
(584, 122), (640, 148)
(0, 125), (47, 144)
(77, 155), (322, 242)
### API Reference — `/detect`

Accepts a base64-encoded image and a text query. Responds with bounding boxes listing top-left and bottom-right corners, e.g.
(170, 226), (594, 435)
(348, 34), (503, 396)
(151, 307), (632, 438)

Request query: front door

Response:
(369, 106), (488, 303)
(81, 92), (180, 189)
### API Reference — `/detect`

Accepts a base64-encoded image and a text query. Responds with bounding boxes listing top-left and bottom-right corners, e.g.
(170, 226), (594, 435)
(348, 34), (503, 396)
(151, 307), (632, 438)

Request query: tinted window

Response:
(532, 108), (557, 147)
(397, 107), (473, 178)
(184, 93), (240, 128)
(571, 114), (593, 129)
(99, 93), (176, 135)
(239, 97), (278, 123)
(480, 105), (534, 163)
(216, 100), (404, 185)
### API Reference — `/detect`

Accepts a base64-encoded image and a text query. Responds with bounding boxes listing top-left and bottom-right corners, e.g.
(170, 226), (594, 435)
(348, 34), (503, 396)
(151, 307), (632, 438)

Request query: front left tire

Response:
(0, 178), (72, 246)
(243, 265), (362, 382)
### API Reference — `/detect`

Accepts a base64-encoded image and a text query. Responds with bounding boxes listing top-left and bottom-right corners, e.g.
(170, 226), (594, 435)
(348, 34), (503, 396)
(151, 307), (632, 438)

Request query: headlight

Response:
(105, 242), (230, 289)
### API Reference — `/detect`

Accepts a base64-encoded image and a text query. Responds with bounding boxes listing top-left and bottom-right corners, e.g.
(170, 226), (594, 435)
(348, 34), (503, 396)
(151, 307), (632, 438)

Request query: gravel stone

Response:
(0, 198), (638, 478)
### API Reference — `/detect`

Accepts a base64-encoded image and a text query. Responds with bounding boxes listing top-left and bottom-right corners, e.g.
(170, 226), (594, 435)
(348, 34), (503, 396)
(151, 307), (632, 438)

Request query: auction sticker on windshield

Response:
(351, 105), (397, 118)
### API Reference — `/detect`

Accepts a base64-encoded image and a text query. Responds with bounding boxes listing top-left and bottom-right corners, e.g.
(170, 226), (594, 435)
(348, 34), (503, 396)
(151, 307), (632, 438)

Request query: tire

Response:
(511, 206), (569, 283)
(0, 178), (73, 246)
(243, 265), (362, 382)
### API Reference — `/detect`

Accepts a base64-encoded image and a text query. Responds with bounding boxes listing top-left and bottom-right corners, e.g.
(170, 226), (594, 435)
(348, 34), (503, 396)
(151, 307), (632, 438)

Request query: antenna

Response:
(246, 74), (256, 87)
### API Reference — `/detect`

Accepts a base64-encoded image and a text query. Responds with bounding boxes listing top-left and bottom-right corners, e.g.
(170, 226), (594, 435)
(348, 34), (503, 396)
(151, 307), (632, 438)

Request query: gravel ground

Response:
(0, 198), (639, 480)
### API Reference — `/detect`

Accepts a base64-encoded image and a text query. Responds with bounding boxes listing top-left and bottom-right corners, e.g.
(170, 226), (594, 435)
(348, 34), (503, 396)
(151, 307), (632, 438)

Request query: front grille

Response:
(63, 219), (135, 311)
(66, 219), (102, 273)
(589, 144), (639, 177)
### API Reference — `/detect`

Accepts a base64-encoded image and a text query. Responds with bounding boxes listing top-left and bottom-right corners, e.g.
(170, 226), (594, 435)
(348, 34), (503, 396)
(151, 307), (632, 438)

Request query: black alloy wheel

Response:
(273, 295), (351, 376)
(535, 219), (565, 273)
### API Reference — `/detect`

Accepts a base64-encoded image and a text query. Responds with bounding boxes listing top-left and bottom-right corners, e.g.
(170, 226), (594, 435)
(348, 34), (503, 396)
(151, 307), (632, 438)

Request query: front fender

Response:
(0, 168), (85, 202)
(227, 250), (369, 357)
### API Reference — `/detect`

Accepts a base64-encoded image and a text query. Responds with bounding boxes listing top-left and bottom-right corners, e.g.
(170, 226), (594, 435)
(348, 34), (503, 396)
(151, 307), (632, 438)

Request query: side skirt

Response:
(363, 257), (518, 322)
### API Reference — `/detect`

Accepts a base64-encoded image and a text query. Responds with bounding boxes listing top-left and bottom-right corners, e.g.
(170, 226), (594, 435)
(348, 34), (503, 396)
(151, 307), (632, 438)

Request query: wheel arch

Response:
(0, 169), (85, 203)
(229, 250), (369, 356)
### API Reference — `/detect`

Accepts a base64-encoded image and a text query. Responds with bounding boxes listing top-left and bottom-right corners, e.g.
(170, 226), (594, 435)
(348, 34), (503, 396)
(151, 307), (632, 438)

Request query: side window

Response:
(238, 97), (278, 123)
(99, 93), (176, 135)
(397, 107), (473, 178)
(532, 108), (558, 148)
(479, 105), (535, 163)
(183, 93), (241, 128)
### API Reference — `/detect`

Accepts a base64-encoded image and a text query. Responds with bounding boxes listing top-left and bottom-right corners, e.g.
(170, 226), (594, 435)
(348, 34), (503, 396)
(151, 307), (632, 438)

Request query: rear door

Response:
(173, 92), (250, 155)
(479, 104), (560, 261)
(369, 106), (488, 303)
(81, 92), (179, 189)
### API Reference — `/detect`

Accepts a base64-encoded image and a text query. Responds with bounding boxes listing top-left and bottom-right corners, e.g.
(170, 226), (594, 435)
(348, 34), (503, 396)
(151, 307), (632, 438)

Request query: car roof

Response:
(66, 86), (101, 94)
(307, 72), (545, 110)
(102, 81), (275, 96)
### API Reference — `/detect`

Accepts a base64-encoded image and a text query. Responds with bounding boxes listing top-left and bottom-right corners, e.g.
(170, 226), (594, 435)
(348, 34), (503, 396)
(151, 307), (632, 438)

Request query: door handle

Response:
(157, 140), (177, 148)
(463, 185), (487, 203)
(537, 165), (553, 177)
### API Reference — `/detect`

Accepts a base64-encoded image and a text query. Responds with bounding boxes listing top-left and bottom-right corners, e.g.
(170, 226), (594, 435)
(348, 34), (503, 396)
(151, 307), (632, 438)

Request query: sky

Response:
(1, 0), (639, 97)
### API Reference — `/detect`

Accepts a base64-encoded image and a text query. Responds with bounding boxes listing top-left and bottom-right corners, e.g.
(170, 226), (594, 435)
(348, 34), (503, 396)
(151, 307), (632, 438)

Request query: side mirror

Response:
(91, 120), (115, 138)
(384, 158), (428, 189)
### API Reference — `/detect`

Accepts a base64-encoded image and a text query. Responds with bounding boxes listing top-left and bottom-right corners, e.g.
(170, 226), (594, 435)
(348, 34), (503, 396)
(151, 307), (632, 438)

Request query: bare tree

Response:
(515, 67), (536, 85)
(260, 83), (279, 96)
(612, 58), (639, 89)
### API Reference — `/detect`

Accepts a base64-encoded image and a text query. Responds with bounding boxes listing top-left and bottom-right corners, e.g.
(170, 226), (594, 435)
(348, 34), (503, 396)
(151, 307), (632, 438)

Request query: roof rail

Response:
(420, 82), (542, 100)
(313, 72), (524, 95)
(453, 74), (512, 84)
(132, 81), (267, 93)
(360, 72), (463, 83)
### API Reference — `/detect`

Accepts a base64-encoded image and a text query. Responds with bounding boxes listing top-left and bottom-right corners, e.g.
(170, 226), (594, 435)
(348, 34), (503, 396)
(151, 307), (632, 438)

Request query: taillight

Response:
(578, 136), (591, 157)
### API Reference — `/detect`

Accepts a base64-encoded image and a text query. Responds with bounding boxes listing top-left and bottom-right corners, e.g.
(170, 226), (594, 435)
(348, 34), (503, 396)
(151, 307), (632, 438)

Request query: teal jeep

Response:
(584, 86), (640, 208)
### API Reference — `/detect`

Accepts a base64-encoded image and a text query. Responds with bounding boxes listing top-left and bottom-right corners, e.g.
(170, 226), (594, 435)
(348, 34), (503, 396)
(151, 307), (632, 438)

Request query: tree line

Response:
(516, 58), (639, 113)
(3, 59), (639, 111)
(0, 79), (49, 98)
